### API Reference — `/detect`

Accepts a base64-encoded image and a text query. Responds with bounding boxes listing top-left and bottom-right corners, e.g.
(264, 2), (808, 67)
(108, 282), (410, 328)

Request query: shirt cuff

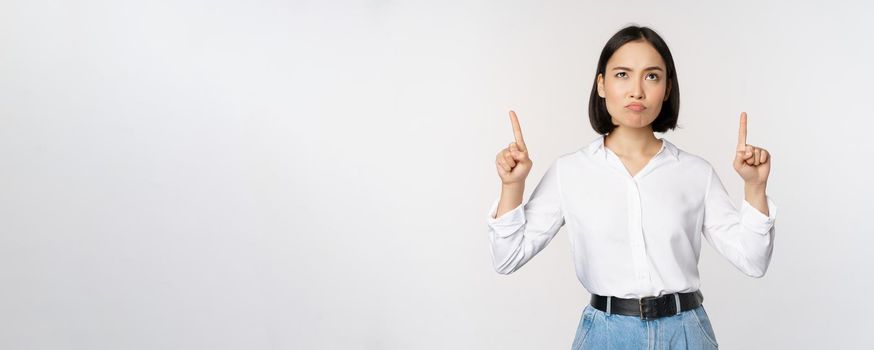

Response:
(486, 198), (526, 238)
(740, 195), (778, 235)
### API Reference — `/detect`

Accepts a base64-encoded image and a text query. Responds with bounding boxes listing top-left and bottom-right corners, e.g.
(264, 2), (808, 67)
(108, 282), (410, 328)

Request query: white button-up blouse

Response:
(486, 135), (778, 298)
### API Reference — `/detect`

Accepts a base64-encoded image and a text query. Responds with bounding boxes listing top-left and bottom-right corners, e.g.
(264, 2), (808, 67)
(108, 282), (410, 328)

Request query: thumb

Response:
(734, 148), (752, 167)
(509, 142), (527, 161)
(734, 150), (746, 167)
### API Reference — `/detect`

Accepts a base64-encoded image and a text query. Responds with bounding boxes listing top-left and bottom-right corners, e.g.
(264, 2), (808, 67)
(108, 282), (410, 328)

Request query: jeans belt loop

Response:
(639, 296), (654, 320)
(638, 297), (661, 321)
(638, 299), (644, 320)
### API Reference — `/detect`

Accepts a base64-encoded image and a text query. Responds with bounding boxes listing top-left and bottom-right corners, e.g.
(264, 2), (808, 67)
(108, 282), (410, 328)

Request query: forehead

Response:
(606, 40), (665, 69)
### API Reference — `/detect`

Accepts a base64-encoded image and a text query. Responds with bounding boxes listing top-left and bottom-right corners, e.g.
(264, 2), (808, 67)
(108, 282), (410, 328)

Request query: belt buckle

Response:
(638, 296), (659, 321)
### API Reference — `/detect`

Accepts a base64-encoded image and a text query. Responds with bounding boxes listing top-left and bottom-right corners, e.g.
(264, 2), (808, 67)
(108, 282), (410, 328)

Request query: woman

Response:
(487, 25), (777, 349)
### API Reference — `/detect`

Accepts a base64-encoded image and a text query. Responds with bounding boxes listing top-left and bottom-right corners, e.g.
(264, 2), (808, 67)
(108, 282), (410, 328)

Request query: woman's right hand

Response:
(495, 110), (533, 185)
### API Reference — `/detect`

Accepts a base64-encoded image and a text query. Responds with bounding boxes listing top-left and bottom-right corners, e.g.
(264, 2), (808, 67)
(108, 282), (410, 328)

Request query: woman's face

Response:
(597, 40), (671, 130)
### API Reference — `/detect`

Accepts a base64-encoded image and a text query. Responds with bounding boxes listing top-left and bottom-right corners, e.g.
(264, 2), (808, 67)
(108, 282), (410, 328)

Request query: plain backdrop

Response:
(2, 0), (873, 349)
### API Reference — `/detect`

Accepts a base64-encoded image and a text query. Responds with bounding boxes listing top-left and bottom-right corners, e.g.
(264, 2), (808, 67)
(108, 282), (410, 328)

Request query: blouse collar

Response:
(586, 134), (680, 161)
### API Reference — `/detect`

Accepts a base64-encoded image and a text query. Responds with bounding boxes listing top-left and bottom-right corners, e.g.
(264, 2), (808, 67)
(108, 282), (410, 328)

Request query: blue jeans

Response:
(572, 303), (719, 349)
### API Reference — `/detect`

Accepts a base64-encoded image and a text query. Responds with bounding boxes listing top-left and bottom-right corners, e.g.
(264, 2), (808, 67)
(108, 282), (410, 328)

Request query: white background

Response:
(2, 0), (873, 349)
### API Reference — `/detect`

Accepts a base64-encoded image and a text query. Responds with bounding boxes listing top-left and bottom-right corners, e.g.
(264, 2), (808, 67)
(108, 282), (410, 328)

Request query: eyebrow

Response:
(611, 66), (664, 72)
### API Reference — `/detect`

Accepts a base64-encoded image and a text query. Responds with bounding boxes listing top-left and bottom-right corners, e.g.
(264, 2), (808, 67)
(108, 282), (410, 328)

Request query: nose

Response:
(629, 79), (645, 100)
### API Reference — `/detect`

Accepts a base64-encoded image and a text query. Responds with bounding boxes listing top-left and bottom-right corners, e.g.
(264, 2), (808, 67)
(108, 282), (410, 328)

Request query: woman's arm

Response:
(487, 160), (565, 275)
(487, 111), (564, 275)
(702, 166), (778, 278)
(701, 111), (777, 278)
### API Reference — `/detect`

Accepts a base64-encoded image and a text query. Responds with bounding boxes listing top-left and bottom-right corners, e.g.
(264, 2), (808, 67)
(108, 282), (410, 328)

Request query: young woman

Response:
(487, 26), (777, 349)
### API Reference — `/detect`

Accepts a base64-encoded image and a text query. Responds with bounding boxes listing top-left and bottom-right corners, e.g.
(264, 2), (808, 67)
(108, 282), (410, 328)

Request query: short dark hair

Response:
(588, 25), (680, 135)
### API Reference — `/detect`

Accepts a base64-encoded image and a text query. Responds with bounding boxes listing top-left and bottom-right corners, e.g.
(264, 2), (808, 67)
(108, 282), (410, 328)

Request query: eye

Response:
(614, 72), (627, 78)
(646, 73), (659, 80)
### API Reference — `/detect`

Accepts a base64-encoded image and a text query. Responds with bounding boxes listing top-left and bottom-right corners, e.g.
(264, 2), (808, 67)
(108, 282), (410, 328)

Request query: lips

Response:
(626, 104), (646, 112)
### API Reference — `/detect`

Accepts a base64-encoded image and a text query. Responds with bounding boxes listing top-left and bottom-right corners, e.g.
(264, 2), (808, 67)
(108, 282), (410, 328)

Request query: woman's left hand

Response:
(733, 112), (771, 185)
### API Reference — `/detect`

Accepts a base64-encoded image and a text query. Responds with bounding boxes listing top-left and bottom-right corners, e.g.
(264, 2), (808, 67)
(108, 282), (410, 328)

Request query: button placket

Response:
(604, 148), (653, 288)
(627, 177), (649, 284)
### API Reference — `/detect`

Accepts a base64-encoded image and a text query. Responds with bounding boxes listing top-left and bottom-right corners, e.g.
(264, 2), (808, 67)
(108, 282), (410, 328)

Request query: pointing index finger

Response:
(737, 112), (747, 151)
(509, 110), (527, 151)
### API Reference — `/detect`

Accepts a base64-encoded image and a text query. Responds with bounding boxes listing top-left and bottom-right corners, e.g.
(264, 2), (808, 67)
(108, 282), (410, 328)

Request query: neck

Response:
(604, 126), (661, 157)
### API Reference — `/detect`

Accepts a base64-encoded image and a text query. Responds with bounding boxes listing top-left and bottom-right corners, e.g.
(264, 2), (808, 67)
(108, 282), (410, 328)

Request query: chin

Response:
(616, 115), (657, 129)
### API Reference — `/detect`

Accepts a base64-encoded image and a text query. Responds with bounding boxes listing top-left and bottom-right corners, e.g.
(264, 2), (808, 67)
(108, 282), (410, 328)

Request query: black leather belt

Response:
(590, 290), (704, 320)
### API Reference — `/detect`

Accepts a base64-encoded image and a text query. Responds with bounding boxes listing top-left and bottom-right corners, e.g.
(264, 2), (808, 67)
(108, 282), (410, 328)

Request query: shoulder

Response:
(555, 135), (604, 165)
(666, 138), (715, 171)
(553, 147), (588, 168)
(679, 149), (714, 170)
(665, 140), (724, 197)
(662, 139), (721, 187)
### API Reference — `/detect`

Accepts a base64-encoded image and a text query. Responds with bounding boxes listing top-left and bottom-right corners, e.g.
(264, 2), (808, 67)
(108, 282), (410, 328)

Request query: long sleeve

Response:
(701, 166), (778, 278)
(486, 160), (565, 275)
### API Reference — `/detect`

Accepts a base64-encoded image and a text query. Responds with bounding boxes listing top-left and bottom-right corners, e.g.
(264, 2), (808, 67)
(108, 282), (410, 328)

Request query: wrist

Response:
(502, 182), (525, 190)
(744, 181), (767, 189)
(744, 181), (767, 196)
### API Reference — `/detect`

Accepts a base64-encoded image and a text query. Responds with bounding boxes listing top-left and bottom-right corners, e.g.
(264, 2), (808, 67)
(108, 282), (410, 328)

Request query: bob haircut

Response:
(588, 25), (680, 135)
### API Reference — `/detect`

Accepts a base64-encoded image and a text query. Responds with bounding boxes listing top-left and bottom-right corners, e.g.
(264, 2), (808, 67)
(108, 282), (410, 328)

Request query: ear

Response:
(664, 79), (672, 101)
(597, 74), (605, 98)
